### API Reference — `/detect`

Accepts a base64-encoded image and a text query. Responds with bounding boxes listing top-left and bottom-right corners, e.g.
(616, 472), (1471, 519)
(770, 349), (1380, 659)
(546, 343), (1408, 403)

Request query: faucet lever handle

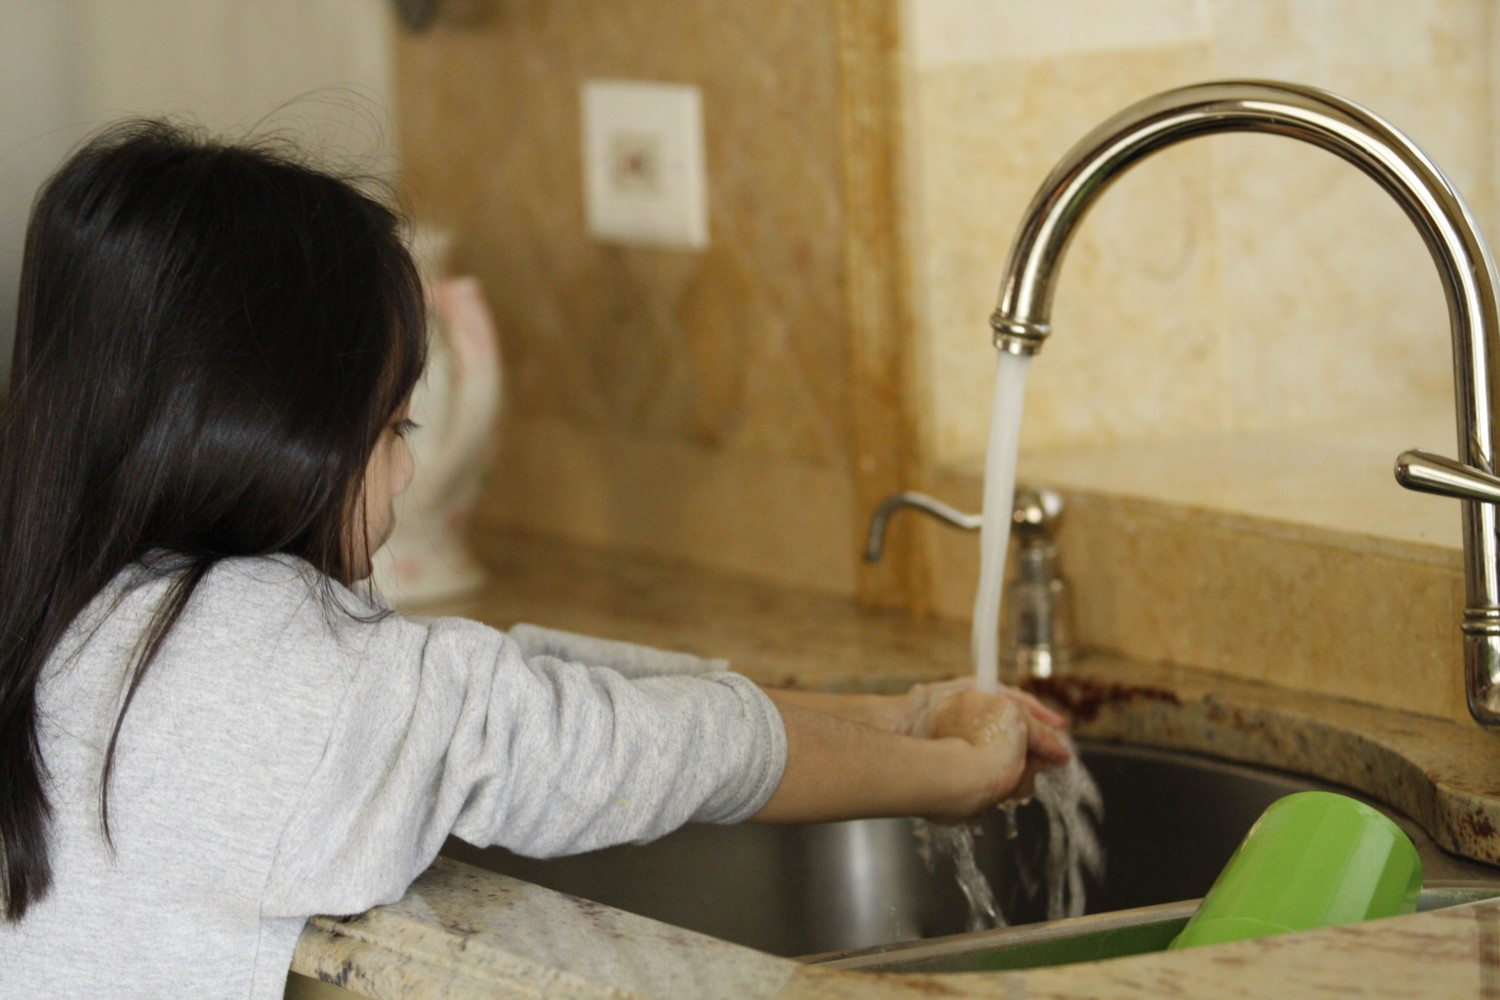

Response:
(1395, 449), (1500, 504)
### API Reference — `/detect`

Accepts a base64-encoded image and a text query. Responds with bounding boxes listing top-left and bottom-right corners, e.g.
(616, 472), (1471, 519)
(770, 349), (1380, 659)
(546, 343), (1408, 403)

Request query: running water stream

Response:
(918, 351), (1105, 929)
(971, 352), (1032, 694)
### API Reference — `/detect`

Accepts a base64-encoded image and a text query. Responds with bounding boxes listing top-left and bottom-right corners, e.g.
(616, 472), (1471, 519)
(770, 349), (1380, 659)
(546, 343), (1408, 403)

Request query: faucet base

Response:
(1465, 632), (1500, 728)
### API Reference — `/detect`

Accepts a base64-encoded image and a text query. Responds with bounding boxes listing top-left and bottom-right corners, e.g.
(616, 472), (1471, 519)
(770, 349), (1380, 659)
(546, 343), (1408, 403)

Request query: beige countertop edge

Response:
(289, 860), (799, 999)
(288, 653), (1500, 999)
(289, 876), (1500, 1000)
(785, 896), (1500, 998)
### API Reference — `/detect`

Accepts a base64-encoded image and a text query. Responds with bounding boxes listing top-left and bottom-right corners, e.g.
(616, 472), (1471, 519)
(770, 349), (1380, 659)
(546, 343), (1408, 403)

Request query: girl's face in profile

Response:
(357, 401), (417, 577)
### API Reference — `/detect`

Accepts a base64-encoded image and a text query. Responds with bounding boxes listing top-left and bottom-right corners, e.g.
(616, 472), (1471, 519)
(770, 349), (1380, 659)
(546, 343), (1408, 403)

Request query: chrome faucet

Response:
(988, 79), (1500, 727)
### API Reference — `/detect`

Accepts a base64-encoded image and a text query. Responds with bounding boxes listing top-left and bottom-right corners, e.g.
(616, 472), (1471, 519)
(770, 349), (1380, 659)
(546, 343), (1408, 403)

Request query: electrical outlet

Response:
(581, 79), (709, 249)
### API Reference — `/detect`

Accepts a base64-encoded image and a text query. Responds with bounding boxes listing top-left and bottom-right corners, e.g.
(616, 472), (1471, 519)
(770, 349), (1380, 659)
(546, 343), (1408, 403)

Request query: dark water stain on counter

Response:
(1023, 676), (1181, 725)
(1465, 810), (1499, 841)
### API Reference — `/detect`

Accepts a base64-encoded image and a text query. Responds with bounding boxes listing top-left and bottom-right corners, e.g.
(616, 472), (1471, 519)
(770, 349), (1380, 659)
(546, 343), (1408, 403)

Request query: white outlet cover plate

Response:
(581, 79), (709, 249)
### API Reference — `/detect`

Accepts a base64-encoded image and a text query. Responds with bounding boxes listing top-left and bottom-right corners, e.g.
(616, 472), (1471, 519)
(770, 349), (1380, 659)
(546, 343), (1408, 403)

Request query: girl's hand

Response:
(903, 677), (1069, 736)
(750, 678), (1072, 827)
(914, 684), (1072, 823)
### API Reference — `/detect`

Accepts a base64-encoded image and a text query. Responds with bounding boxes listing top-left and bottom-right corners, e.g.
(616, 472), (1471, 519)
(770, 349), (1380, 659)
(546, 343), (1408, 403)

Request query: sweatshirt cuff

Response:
(699, 672), (788, 824)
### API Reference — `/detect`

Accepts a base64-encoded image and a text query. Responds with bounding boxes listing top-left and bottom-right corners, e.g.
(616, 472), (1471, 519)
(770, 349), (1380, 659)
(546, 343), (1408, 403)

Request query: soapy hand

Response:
(903, 678), (1069, 738)
(751, 678), (1072, 826)
(907, 680), (1072, 822)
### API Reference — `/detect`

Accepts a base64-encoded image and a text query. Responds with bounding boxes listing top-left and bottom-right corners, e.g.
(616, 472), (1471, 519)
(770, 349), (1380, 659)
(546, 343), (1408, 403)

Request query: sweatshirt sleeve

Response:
(506, 621), (731, 677)
(259, 615), (787, 919)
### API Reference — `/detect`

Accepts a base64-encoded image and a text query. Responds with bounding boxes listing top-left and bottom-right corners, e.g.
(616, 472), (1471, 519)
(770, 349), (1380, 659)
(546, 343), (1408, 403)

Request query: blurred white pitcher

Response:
(372, 225), (502, 607)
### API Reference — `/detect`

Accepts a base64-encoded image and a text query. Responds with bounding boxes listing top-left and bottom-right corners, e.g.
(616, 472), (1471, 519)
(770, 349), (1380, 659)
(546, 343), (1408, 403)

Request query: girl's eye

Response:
(393, 418), (420, 439)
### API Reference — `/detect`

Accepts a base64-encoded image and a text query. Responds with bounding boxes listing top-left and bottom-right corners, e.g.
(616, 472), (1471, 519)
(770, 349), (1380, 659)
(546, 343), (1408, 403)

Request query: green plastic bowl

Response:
(1168, 790), (1421, 950)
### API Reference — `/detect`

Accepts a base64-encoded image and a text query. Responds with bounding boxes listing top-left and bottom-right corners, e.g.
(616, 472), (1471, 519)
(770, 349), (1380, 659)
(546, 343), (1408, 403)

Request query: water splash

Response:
(1033, 742), (1106, 920)
(915, 736), (1104, 929)
(914, 821), (1005, 931)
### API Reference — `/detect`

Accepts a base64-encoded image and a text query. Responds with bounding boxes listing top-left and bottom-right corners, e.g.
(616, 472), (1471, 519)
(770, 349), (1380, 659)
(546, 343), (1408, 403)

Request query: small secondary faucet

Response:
(988, 80), (1500, 728)
(866, 489), (1075, 681)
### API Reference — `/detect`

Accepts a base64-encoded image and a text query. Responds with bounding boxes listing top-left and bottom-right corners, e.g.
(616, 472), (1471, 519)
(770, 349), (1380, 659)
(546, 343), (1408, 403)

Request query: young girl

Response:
(0, 122), (1069, 999)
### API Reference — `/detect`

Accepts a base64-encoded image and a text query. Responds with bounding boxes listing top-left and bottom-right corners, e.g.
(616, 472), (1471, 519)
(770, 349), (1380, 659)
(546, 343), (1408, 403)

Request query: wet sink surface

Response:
(440, 741), (1499, 958)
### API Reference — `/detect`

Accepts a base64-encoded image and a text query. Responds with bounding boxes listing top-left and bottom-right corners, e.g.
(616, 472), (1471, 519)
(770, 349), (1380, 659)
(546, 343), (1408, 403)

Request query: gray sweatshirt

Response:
(0, 553), (787, 999)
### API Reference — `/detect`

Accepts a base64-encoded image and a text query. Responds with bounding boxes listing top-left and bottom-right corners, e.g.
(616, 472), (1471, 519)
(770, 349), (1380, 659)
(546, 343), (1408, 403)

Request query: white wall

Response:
(0, 0), (395, 384)
(0, 2), (84, 387)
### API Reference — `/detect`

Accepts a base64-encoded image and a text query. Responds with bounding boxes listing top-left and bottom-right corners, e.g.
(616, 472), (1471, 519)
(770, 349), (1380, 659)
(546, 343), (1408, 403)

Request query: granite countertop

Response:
(289, 530), (1500, 999)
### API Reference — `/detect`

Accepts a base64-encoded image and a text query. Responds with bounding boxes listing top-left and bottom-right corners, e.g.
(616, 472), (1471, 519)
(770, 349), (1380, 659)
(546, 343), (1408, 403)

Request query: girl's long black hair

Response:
(0, 120), (428, 920)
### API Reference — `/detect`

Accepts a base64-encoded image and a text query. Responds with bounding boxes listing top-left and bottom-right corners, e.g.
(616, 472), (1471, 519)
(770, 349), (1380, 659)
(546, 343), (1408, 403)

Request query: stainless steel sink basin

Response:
(440, 741), (1500, 958)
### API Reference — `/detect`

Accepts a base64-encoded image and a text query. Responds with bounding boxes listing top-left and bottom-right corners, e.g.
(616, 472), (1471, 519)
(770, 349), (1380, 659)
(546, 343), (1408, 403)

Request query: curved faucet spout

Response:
(989, 80), (1500, 727)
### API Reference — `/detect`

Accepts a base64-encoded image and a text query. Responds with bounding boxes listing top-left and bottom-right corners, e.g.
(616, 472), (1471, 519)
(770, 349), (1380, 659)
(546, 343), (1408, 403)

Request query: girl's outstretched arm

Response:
(752, 688), (1071, 825)
(506, 624), (1073, 825)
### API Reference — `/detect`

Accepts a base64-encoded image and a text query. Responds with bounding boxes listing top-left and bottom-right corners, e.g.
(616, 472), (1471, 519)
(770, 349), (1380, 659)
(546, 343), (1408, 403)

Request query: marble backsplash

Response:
(394, 0), (1499, 632)
(395, 0), (862, 593)
(905, 0), (1493, 467)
